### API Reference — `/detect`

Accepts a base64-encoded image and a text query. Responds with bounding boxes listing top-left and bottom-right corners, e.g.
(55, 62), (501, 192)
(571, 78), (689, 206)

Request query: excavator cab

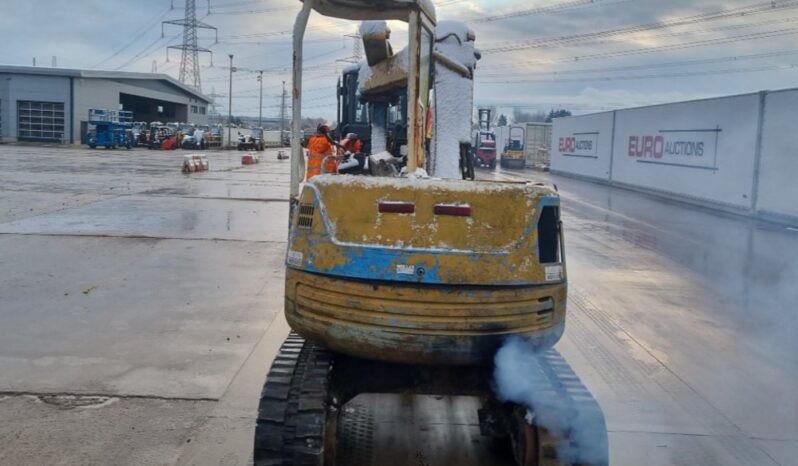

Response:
(291, 0), (436, 190)
(254, 2), (608, 465)
(338, 66), (409, 160)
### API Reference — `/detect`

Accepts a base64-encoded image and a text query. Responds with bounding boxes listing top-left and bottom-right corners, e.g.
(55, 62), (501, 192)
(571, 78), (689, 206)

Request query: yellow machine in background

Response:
(501, 124), (527, 169)
(253, 1), (607, 465)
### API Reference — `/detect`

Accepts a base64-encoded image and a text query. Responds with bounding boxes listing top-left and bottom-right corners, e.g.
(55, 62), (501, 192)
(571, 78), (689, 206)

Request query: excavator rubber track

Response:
(254, 333), (333, 466)
(254, 334), (608, 466)
(517, 349), (608, 466)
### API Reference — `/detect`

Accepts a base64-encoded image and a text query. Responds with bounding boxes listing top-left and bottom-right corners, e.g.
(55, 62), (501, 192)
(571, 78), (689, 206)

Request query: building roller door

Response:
(18, 100), (65, 143)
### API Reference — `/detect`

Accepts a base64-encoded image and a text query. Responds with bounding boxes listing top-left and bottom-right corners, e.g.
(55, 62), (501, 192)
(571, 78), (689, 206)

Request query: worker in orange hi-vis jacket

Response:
(341, 132), (364, 155)
(306, 124), (337, 180)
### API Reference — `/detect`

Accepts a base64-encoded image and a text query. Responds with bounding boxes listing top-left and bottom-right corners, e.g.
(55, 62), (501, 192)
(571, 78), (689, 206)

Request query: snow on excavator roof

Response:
(301, 0), (436, 22)
(311, 174), (555, 197)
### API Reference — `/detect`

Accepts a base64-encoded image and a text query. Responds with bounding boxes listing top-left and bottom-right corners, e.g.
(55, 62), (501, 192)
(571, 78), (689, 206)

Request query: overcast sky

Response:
(2, 0), (797, 121)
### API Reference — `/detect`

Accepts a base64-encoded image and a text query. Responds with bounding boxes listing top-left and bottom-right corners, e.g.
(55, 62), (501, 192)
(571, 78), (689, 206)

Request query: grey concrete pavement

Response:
(0, 145), (291, 465)
(0, 395), (214, 466)
(482, 166), (798, 465)
(2, 144), (796, 465)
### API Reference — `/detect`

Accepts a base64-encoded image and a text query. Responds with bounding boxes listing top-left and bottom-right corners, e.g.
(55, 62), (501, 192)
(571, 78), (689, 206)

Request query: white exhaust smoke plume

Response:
(493, 336), (608, 465)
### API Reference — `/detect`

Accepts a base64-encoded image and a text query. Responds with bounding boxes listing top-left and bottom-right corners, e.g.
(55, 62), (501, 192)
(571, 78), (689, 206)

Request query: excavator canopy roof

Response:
(300, 0), (436, 22)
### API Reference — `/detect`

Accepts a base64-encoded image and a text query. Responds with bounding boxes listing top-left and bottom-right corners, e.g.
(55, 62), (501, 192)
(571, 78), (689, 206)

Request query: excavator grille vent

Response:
(298, 203), (315, 229)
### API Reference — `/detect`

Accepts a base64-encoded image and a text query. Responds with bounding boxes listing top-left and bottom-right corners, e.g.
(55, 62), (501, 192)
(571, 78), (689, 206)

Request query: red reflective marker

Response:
(379, 202), (416, 214)
(434, 204), (472, 217)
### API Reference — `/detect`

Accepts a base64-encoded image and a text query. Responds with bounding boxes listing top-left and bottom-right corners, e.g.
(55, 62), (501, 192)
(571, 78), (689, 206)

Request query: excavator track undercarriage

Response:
(254, 334), (608, 466)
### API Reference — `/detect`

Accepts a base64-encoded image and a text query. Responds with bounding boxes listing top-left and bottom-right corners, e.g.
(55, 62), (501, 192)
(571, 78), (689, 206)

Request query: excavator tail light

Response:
(434, 204), (472, 217)
(378, 201), (416, 214)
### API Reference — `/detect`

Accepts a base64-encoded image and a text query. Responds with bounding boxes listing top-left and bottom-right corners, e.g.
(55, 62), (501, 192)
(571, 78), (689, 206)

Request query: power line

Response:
(209, 0), (275, 8)
(208, 5), (294, 15)
(212, 26), (329, 40)
(115, 33), (178, 71)
(478, 49), (798, 78)
(211, 0), (264, 5)
(477, 26), (798, 69)
(478, 62), (798, 84)
(467, 0), (637, 24)
(480, 0), (798, 54)
(91, 7), (173, 69)
(203, 49), (347, 82)
(232, 84), (331, 96)
(500, 15), (798, 57)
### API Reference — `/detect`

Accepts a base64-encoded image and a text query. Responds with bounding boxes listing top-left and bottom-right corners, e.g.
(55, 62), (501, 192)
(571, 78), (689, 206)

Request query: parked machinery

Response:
(87, 109), (134, 150)
(181, 126), (208, 150)
(237, 128), (265, 151)
(205, 124), (223, 149)
(473, 108), (497, 169)
(147, 123), (179, 150)
(501, 124), (526, 169)
(131, 121), (148, 146)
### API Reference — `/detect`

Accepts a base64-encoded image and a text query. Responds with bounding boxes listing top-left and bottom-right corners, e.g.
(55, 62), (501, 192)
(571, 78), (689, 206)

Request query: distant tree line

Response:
(497, 108), (573, 125)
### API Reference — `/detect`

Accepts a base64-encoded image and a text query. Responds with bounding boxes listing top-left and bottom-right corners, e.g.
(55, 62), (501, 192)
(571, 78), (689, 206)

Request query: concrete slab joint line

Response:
(0, 232), (287, 244)
(749, 90), (767, 214)
(0, 391), (219, 403)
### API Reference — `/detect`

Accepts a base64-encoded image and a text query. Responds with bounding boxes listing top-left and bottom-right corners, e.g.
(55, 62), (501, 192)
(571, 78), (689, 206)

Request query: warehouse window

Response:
(17, 101), (65, 143)
(191, 105), (198, 114)
(199, 107), (206, 115)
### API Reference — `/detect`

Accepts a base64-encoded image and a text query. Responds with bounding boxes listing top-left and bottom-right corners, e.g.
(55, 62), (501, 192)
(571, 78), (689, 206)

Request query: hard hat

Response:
(317, 124), (331, 135)
(345, 133), (358, 140)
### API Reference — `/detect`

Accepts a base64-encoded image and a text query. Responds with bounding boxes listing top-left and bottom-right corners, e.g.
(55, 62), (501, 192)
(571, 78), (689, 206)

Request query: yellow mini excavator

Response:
(253, 1), (608, 465)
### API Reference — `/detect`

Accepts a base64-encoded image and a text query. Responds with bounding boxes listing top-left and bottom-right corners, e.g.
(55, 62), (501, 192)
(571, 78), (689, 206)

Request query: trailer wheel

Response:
(254, 333), (335, 466)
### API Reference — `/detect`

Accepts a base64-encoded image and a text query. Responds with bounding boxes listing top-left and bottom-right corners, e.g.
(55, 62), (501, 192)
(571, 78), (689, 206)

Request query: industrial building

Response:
(0, 65), (211, 145)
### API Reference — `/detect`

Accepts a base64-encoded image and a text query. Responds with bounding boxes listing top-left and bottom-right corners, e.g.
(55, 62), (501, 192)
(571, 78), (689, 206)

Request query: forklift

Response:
(473, 108), (497, 169)
(253, 1), (608, 465)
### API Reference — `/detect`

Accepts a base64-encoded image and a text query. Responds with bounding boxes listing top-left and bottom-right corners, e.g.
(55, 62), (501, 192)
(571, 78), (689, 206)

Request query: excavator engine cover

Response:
(284, 176), (567, 365)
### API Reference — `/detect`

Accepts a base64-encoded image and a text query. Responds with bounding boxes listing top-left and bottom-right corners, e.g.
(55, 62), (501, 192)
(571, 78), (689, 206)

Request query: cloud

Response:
(1, 0), (795, 118)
